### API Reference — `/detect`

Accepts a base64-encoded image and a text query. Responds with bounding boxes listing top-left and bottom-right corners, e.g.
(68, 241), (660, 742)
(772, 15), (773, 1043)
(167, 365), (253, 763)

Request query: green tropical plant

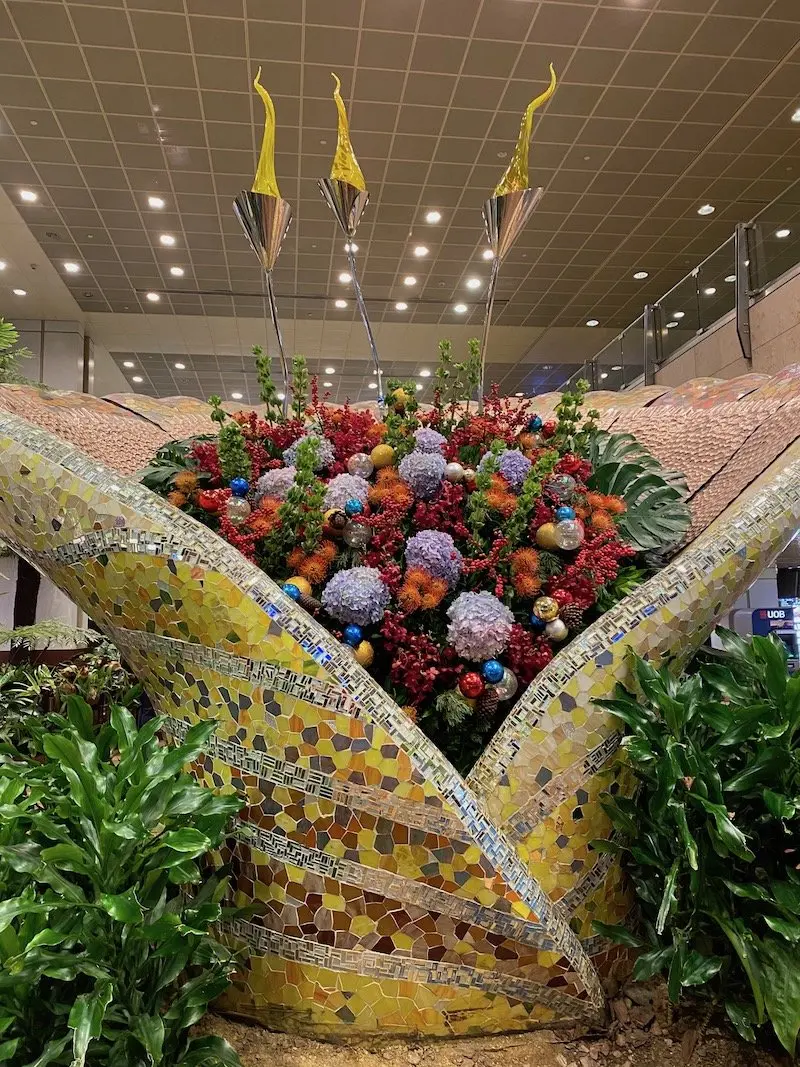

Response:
(593, 631), (800, 1055)
(585, 431), (690, 552)
(0, 699), (245, 1066)
(139, 438), (215, 493)
(0, 318), (34, 385)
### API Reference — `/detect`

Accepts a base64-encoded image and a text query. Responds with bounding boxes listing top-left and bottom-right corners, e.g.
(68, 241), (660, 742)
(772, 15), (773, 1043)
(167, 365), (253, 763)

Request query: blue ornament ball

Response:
(343, 623), (363, 647)
(230, 477), (249, 497)
(481, 659), (505, 684)
(529, 612), (546, 630)
(527, 415), (543, 432)
(344, 498), (364, 517)
(282, 582), (301, 601)
(555, 505), (576, 522)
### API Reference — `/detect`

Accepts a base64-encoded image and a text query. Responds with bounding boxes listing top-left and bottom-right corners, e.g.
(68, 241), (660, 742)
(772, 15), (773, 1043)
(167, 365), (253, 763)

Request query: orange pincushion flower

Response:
(366, 422), (388, 447)
(513, 573), (542, 598)
(167, 491), (187, 507)
(398, 568), (448, 613)
(586, 492), (607, 510)
(287, 546), (306, 569)
(575, 505), (590, 520)
(299, 556), (328, 585)
(590, 510), (615, 530)
(318, 539), (338, 562)
(249, 499), (282, 537)
(604, 495), (626, 515)
(248, 515), (277, 538)
(510, 548), (539, 575)
(376, 467), (400, 485)
(173, 471), (198, 493)
(485, 487), (516, 518)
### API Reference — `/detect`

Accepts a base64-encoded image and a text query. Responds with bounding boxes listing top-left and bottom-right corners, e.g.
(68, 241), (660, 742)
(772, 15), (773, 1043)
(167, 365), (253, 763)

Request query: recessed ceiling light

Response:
(611, 365), (622, 371)
(334, 299), (348, 308)
(338, 271), (352, 283)
(148, 195), (166, 209)
(515, 392), (524, 397)
(673, 311), (685, 319)
(0, 261), (6, 270)
(586, 319), (599, 327)
(415, 382), (423, 392)
(776, 228), (791, 238)
(403, 275), (417, 286)
(633, 270), (649, 280)
(413, 245), (429, 258)
(425, 210), (442, 224)
(324, 366), (335, 374)
(159, 234), (176, 246)
(277, 392), (285, 400)
(63, 261), (80, 273)
(344, 242), (358, 252)
(666, 321), (678, 329)
(323, 381), (333, 387)
(170, 266), (185, 277)
(704, 287), (717, 296)
(453, 303), (468, 314)
(697, 204), (715, 216)
(132, 376), (143, 383)
(174, 361), (185, 369)
(419, 369), (431, 378)
(600, 372), (609, 380)
(123, 361), (135, 368)
(19, 189), (37, 202)
(395, 301), (408, 311)
(482, 249), (495, 260)
(146, 291), (160, 302)
(792, 107), (800, 123)
(466, 277), (481, 290)
(725, 274), (736, 282)
(231, 391), (243, 400)
(12, 288), (26, 296)
(368, 382), (377, 390)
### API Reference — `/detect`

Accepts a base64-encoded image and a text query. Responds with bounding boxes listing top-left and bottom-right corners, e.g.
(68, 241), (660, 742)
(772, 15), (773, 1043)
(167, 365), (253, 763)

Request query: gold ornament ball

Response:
(533, 595), (560, 622)
(286, 576), (311, 597)
(536, 522), (559, 550)
(324, 508), (348, 534)
(354, 640), (374, 667)
(370, 444), (395, 469)
(391, 387), (410, 411)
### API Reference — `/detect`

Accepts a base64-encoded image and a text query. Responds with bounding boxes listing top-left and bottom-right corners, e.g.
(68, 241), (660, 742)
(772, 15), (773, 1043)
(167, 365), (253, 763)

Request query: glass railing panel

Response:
(750, 182), (800, 291)
(596, 339), (624, 392)
(620, 315), (644, 387)
(659, 270), (702, 362)
(696, 238), (736, 331)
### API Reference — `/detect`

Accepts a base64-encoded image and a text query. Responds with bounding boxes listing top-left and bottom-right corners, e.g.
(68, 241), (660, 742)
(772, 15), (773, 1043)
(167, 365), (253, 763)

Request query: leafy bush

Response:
(0, 698), (245, 1066)
(594, 631), (800, 1055)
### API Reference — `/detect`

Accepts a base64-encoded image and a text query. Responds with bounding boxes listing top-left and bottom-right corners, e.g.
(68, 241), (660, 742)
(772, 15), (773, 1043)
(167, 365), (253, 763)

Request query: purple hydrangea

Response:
(479, 448), (531, 492)
(321, 567), (390, 627)
(398, 450), (446, 500)
(405, 530), (462, 588)
(324, 473), (371, 512)
(282, 433), (335, 472)
(254, 466), (296, 504)
(447, 591), (515, 661)
(414, 427), (448, 454)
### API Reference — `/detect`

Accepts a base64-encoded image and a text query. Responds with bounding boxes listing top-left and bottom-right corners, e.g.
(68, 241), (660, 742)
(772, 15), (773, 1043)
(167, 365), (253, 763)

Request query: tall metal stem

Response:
(265, 270), (290, 417)
(347, 246), (384, 403)
(478, 255), (500, 412)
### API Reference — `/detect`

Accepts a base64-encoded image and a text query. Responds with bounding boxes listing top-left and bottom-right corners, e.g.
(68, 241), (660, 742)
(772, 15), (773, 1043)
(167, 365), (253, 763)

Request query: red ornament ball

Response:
(197, 490), (220, 512)
(459, 672), (485, 699)
(541, 419), (557, 439)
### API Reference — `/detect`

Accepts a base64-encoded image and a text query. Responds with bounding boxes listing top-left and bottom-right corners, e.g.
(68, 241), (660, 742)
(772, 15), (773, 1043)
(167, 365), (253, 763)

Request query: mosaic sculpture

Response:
(0, 368), (798, 1041)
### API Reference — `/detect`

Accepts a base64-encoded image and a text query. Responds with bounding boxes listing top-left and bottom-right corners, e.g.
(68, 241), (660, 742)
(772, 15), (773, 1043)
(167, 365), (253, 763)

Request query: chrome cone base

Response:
(317, 178), (370, 239)
(233, 190), (293, 272)
(482, 187), (544, 264)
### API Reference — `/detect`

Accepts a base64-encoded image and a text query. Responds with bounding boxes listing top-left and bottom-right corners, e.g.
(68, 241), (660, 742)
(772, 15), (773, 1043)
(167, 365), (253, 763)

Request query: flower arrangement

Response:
(141, 343), (690, 772)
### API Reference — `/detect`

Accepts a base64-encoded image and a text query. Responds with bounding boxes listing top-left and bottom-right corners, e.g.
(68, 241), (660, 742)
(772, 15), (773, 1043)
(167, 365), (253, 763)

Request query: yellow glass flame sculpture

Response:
(0, 368), (798, 1040)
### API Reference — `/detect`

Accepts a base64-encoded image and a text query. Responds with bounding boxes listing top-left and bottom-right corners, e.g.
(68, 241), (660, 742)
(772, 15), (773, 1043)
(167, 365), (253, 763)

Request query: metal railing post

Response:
(643, 303), (662, 384)
(735, 223), (753, 362)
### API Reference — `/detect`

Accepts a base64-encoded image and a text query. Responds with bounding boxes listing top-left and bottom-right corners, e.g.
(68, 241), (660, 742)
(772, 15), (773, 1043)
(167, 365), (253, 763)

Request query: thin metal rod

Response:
(478, 255), (500, 412)
(347, 246), (384, 404)
(265, 270), (290, 418)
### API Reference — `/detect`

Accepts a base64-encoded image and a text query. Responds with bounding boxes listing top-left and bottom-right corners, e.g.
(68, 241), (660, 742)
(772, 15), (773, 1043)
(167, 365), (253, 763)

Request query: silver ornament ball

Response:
(545, 618), (569, 642)
(494, 668), (519, 701)
(553, 518), (585, 551)
(225, 496), (251, 526)
(548, 473), (577, 503)
(444, 461), (465, 484)
(347, 452), (374, 478)
(342, 521), (372, 549)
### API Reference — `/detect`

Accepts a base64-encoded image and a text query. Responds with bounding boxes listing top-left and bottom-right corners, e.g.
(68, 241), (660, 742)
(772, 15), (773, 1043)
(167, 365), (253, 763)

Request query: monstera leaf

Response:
(586, 431), (691, 553)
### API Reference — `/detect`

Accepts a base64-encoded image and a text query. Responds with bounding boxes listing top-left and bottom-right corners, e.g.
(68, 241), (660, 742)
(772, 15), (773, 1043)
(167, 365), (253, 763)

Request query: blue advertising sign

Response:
(752, 607), (794, 635)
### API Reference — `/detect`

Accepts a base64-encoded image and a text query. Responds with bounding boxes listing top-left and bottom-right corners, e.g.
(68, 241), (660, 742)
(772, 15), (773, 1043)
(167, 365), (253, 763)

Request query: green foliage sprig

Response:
(0, 317), (34, 385)
(0, 700), (244, 1066)
(253, 344), (283, 421)
(553, 378), (590, 452)
(217, 419), (251, 484)
(593, 633), (800, 1056)
(263, 437), (326, 566)
(434, 338), (482, 430)
(291, 355), (309, 421)
(384, 378), (420, 458)
(208, 394), (227, 426)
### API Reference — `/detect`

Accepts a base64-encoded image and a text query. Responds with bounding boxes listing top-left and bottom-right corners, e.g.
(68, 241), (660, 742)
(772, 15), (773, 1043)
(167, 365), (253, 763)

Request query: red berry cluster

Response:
(507, 624), (554, 685)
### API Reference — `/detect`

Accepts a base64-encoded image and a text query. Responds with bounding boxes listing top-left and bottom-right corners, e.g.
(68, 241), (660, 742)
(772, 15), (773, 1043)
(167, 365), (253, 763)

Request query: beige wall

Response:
(655, 268), (800, 386)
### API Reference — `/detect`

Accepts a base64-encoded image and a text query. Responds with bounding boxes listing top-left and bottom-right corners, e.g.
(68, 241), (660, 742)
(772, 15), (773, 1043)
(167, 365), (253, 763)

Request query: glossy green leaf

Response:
(68, 977), (113, 1066)
(0, 1039), (18, 1063)
(764, 789), (795, 820)
(765, 916), (800, 942)
(632, 945), (673, 982)
(591, 921), (647, 949)
(725, 1001), (757, 1044)
(656, 859), (680, 936)
(178, 1035), (244, 1067)
(130, 1013), (165, 1060)
(100, 889), (144, 925)
(681, 950), (724, 986)
(756, 936), (800, 1056)
(713, 915), (765, 1024)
